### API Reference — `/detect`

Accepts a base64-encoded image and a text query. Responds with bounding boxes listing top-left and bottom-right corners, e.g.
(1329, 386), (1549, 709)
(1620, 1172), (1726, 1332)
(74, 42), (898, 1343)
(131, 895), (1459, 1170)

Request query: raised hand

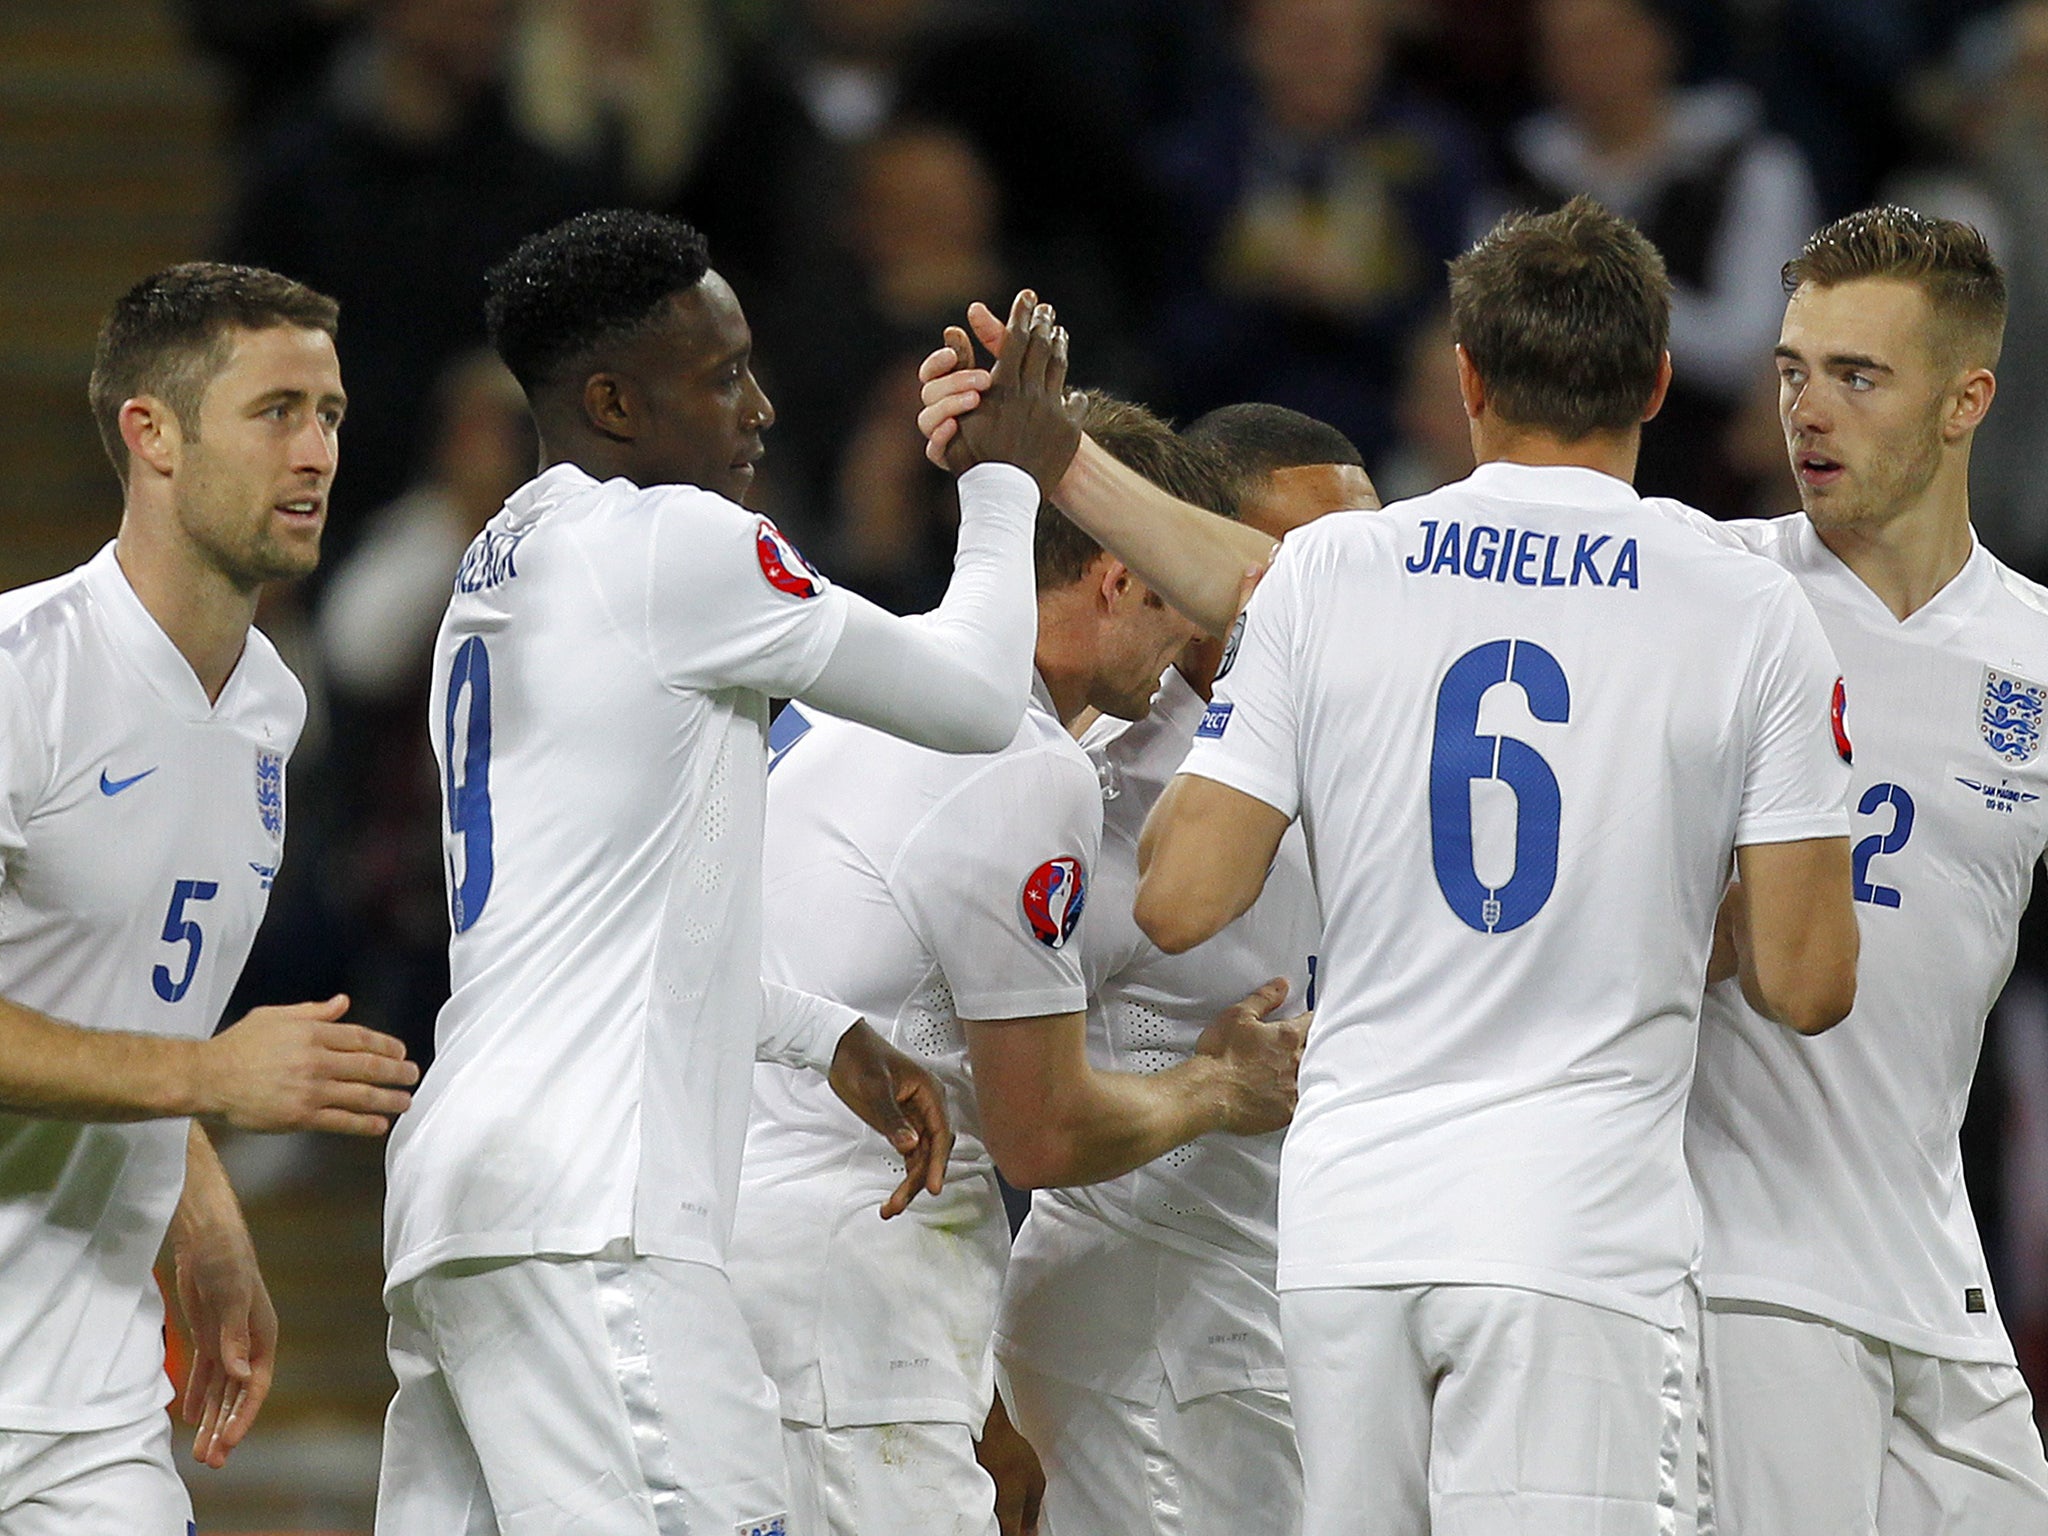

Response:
(1194, 977), (1307, 1137)
(827, 1019), (957, 1218)
(917, 291), (1081, 487)
(199, 995), (418, 1135)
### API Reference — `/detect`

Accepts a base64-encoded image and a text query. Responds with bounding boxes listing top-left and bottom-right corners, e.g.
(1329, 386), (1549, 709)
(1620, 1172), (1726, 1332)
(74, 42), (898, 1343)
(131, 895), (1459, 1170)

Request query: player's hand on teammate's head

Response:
(1194, 977), (1306, 1137)
(826, 1019), (956, 1218)
(202, 995), (419, 1136)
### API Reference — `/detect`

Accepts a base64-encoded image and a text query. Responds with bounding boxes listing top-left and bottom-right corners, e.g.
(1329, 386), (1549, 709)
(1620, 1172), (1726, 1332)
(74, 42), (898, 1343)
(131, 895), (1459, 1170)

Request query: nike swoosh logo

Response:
(99, 766), (157, 796)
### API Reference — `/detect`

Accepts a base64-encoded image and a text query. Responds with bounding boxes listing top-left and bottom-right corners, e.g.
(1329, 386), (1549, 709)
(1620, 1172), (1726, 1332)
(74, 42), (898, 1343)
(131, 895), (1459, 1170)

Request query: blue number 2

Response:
(1851, 781), (1914, 909)
(153, 879), (219, 1002)
(445, 636), (495, 934)
(1428, 639), (1570, 934)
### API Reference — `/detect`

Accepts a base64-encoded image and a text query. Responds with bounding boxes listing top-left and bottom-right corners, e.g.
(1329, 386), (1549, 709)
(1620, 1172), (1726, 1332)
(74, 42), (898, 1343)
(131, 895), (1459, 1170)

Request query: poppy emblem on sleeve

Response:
(1021, 855), (1087, 950)
(756, 518), (823, 599)
(1830, 676), (1853, 766)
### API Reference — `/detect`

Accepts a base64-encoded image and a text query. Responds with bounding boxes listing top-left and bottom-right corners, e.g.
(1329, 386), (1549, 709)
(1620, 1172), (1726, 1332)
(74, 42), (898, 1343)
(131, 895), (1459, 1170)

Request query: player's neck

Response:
(113, 523), (257, 704)
(1810, 483), (1975, 623)
(1473, 425), (1639, 486)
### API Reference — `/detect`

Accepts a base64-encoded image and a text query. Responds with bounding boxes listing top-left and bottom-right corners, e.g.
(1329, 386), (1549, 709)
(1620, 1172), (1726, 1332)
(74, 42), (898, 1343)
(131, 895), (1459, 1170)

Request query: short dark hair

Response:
(1183, 403), (1363, 505)
(1035, 394), (1236, 590)
(1783, 206), (2007, 369)
(88, 262), (339, 483)
(1448, 196), (1671, 441)
(485, 210), (713, 391)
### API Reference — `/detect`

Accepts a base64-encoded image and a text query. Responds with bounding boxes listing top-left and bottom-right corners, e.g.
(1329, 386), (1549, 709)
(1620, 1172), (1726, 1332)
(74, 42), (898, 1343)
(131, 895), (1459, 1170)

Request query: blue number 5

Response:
(1429, 639), (1570, 933)
(153, 879), (219, 1002)
(1851, 782), (1914, 908)
(445, 636), (495, 933)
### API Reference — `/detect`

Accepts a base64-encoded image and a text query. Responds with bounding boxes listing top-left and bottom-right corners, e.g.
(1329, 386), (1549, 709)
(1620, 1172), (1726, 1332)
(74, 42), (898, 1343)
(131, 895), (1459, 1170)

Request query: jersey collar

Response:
(1462, 460), (1641, 511)
(1791, 517), (1994, 639)
(81, 542), (249, 722)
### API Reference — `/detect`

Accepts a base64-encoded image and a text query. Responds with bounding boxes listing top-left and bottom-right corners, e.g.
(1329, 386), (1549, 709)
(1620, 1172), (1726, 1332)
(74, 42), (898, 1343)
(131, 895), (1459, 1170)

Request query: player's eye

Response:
(1846, 372), (1874, 391)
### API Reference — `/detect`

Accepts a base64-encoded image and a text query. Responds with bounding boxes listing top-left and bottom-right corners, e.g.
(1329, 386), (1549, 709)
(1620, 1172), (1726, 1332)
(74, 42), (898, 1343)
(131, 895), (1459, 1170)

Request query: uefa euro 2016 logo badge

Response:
(756, 517), (824, 599)
(255, 748), (285, 840)
(1021, 855), (1087, 950)
(1981, 668), (2045, 766)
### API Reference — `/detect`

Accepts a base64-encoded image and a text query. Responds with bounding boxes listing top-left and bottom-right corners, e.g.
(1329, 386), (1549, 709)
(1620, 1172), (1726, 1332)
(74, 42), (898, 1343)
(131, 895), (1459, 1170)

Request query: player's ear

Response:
(1947, 366), (1995, 440)
(1641, 350), (1674, 424)
(120, 395), (179, 480)
(580, 371), (635, 442)
(1097, 556), (1133, 611)
(1453, 345), (1486, 421)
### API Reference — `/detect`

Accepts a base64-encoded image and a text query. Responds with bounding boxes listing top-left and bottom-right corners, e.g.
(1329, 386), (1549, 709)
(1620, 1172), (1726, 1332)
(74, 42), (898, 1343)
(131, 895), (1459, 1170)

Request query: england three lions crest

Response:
(255, 748), (285, 840)
(1982, 667), (2046, 766)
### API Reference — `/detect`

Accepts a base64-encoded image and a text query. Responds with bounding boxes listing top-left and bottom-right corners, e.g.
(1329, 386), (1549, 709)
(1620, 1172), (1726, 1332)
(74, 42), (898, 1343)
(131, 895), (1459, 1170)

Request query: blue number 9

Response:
(1428, 639), (1570, 933)
(445, 636), (495, 933)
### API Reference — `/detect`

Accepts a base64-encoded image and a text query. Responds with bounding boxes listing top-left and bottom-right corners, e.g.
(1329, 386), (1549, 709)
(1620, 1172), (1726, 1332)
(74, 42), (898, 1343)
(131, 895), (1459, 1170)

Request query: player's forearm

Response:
(801, 463), (1039, 753)
(170, 1122), (246, 1252)
(996, 1056), (1232, 1189)
(0, 994), (207, 1121)
(1053, 436), (1277, 638)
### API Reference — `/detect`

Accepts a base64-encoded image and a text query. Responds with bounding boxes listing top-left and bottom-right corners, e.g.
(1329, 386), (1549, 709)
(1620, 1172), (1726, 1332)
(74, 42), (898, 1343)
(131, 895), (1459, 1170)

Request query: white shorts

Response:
(1699, 1300), (2048, 1535)
(780, 1418), (996, 1536)
(375, 1252), (790, 1536)
(999, 1357), (1300, 1536)
(0, 1410), (190, 1536)
(1283, 1285), (1690, 1536)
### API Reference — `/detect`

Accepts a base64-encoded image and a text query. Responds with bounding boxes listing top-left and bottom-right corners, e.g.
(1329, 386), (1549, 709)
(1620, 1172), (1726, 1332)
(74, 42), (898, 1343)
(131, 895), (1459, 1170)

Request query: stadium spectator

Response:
(678, 0), (1158, 322)
(757, 118), (1138, 611)
(1149, 0), (1485, 474)
(508, 0), (723, 204)
(221, 0), (611, 551)
(1502, 0), (1818, 516)
(1371, 308), (1474, 502)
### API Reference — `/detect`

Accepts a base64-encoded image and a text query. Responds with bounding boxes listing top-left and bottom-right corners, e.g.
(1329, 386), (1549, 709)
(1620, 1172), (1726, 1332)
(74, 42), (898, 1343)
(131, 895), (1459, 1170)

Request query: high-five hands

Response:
(915, 290), (1081, 489)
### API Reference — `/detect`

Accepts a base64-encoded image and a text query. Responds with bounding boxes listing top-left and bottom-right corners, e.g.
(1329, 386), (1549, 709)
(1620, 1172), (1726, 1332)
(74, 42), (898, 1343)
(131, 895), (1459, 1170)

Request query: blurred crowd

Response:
(174, 0), (2048, 1392)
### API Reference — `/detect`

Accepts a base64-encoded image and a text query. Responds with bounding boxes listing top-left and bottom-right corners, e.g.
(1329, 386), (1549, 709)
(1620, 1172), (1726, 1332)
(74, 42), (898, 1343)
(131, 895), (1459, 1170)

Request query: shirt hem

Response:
(1278, 1260), (1684, 1329)
(953, 985), (1089, 1022)
(806, 1393), (984, 1431)
(1699, 1275), (2018, 1365)
(385, 1227), (721, 1300)
(1732, 807), (1849, 846)
(0, 1382), (169, 1434)
(1171, 762), (1298, 823)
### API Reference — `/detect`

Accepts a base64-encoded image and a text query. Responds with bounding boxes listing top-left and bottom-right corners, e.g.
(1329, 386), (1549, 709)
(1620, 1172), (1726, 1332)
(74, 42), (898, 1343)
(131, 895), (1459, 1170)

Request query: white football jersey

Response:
(0, 545), (302, 1431)
(1685, 516), (2048, 1361)
(1181, 462), (1851, 1328)
(729, 677), (1100, 1429)
(384, 464), (859, 1293)
(1000, 665), (1317, 1403)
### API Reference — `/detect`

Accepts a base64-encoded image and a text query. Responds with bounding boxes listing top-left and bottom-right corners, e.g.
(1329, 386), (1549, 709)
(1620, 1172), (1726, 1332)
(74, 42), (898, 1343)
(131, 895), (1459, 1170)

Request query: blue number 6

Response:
(445, 636), (495, 933)
(153, 879), (219, 1002)
(1428, 639), (1570, 934)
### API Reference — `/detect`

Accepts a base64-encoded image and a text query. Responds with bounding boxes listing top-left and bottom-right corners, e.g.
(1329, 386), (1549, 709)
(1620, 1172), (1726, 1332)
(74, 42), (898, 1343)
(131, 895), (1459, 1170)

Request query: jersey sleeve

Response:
(1734, 572), (1853, 846)
(644, 490), (851, 697)
(757, 980), (861, 1073)
(1176, 536), (1306, 818)
(0, 655), (49, 886)
(888, 748), (1102, 1022)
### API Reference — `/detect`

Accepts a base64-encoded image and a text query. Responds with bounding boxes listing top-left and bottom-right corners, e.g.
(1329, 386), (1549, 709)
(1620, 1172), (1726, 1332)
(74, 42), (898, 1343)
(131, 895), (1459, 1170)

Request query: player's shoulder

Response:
(0, 560), (97, 663)
(1983, 552), (2048, 663)
(231, 625), (309, 737)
